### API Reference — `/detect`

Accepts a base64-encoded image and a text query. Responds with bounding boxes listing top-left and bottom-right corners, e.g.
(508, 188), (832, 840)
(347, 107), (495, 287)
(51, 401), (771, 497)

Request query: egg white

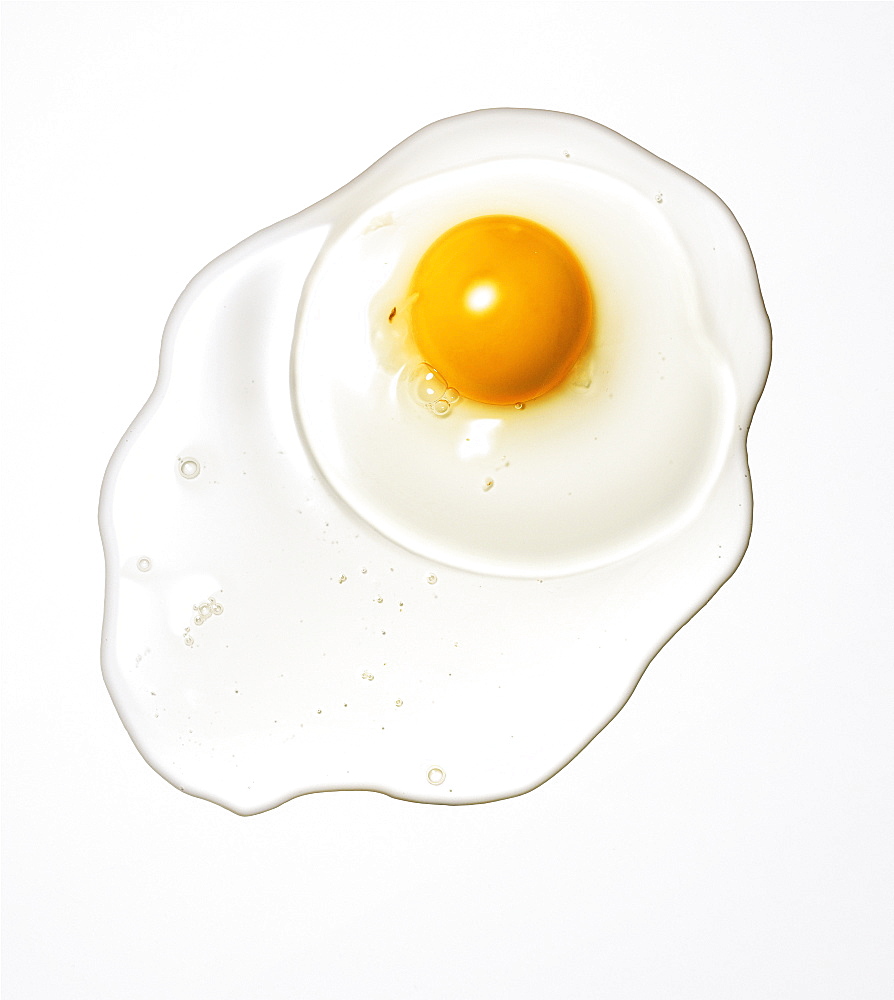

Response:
(100, 110), (769, 813)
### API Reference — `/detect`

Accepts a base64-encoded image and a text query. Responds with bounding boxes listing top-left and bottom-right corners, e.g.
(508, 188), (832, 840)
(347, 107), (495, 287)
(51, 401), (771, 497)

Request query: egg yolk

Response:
(407, 215), (593, 405)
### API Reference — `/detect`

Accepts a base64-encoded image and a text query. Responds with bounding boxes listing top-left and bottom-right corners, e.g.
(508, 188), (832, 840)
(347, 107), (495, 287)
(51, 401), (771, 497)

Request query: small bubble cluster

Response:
(410, 363), (461, 417)
(193, 597), (223, 627)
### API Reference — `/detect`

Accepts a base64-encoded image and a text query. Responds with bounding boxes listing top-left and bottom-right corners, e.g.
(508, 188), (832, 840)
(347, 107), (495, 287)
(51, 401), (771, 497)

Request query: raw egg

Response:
(99, 109), (770, 814)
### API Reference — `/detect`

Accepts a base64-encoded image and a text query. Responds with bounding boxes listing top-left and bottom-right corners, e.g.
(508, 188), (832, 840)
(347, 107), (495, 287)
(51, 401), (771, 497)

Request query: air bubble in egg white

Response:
(410, 363), (447, 405)
(178, 457), (201, 480)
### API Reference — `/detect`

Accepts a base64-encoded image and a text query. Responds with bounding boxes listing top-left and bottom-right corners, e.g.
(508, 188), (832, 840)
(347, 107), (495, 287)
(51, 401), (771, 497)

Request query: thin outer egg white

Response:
(99, 110), (770, 814)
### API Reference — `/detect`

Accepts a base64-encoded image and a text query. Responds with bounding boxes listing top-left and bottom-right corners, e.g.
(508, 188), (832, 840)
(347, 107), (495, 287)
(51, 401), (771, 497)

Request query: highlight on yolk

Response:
(407, 215), (593, 405)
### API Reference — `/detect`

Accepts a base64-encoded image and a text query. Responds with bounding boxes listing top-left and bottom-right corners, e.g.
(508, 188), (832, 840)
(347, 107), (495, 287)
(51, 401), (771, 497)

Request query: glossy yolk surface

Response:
(408, 215), (593, 405)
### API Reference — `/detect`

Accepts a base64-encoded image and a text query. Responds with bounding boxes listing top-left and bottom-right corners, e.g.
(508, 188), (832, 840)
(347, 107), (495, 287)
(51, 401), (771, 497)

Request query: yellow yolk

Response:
(407, 215), (593, 405)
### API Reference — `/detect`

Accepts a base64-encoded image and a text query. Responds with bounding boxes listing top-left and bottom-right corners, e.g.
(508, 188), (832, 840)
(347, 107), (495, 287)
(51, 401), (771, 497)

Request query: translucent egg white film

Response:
(99, 110), (770, 814)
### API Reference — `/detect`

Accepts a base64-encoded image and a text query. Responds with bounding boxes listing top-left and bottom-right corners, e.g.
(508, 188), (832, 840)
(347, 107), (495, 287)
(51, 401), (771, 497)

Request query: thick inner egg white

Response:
(294, 157), (732, 578)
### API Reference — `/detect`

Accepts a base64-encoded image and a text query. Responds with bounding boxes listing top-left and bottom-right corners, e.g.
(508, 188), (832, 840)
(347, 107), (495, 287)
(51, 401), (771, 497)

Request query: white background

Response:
(2, 3), (892, 997)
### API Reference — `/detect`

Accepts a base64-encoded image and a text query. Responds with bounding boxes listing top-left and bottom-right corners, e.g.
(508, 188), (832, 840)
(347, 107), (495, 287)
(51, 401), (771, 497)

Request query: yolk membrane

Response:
(408, 215), (593, 405)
